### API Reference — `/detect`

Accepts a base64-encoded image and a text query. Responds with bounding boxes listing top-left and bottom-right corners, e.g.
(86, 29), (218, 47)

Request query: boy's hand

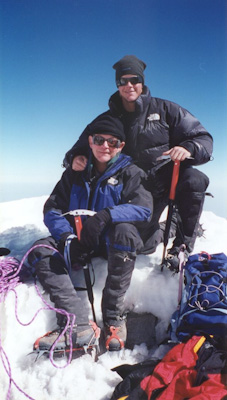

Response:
(80, 209), (111, 250)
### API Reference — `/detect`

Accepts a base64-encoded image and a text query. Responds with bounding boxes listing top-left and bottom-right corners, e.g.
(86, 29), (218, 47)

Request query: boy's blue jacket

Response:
(44, 153), (153, 242)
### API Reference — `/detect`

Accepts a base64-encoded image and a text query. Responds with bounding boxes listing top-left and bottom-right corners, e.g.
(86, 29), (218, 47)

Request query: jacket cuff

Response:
(180, 141), (195, 156)
(59, 232), (73, 245)
(99, 208), (112, 224)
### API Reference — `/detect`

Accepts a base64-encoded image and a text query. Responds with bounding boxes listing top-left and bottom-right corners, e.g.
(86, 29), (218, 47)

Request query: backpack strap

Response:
(193, 336), (206, 353)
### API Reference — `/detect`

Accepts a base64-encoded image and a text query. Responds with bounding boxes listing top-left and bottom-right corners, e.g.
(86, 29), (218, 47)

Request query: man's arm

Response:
(107, 165), (153, 226)
(62, 126), (91, 168)
(63, 110), (111, 168)
(166, 102), (213, 165)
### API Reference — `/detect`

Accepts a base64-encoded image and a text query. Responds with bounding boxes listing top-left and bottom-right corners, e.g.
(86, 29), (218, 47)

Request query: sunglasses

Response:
(116, 75), (143, 87)
(93, 135), (121, 148)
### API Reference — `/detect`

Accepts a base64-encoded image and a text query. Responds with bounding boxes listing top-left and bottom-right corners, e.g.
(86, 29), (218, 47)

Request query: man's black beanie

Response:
(90, 115), (125, 142)
(113, 55), (146, 85)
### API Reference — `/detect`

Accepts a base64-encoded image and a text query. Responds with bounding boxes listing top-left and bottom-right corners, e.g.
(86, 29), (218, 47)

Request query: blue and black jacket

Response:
(44, 153), (152, 243)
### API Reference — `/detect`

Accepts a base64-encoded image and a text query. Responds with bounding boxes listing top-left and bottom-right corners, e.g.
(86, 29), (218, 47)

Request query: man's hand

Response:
(72, 155), (88, 171)
(163, 146), (191, 161)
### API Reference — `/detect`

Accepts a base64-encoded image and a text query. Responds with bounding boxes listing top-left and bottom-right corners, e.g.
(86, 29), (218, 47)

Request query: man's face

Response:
(118, 74), (143, 104)
(88, 134), (125, 165)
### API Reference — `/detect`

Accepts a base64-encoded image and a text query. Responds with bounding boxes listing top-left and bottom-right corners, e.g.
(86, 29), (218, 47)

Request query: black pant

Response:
(141, 164), (209, 253)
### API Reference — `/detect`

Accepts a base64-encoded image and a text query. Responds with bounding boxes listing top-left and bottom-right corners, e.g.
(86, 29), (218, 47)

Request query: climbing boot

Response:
(33, 321), (100, 359)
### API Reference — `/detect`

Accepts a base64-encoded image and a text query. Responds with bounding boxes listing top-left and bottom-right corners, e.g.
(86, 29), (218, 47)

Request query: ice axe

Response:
(161, 159), (181, 265)
(75, 212), (97, 324)
(62, 209), (97, 323)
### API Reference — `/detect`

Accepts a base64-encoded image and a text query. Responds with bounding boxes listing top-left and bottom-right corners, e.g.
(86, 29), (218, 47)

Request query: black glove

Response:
(80, 209), (111, 250)
(70, 237), (90, 266)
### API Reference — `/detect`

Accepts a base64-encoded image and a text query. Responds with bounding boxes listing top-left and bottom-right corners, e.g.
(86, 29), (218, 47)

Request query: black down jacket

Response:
(63, 86), (213, 173)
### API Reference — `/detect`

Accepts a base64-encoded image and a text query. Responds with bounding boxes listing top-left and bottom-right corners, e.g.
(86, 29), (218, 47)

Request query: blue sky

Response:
(1, 0), (226, 217)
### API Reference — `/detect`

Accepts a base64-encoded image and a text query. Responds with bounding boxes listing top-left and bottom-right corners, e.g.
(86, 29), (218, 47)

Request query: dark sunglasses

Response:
(116, 75), (143, 87)
(93, 135), (121, 148)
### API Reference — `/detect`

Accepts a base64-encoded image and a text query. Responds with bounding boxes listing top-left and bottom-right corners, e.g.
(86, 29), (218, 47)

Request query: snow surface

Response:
(0, 196), (227, 400)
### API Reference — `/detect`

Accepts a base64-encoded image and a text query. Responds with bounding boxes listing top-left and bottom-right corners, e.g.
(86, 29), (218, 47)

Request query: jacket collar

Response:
(84, 151), (132, 182)
(108, 85), (151, 117)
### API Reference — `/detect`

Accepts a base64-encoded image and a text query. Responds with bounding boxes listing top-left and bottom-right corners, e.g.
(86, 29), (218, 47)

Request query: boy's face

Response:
(88, 134), (125, 165)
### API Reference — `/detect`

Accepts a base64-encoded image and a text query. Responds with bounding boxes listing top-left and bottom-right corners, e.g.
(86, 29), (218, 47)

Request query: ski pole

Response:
(161, 159), (181, 264)
(74, 213), (97, 323)
(177, 244), (186, 304)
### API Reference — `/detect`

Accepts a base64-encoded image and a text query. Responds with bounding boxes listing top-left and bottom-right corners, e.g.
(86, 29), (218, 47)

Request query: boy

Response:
(29, 115), (152, 353)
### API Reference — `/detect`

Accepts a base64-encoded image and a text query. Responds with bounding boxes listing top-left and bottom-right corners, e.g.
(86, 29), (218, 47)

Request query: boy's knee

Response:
(28, 237), (57, 265)
(108, 223), (143, 253)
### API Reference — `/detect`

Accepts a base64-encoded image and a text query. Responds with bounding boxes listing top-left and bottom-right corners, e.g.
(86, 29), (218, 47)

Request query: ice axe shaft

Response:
(83, 263), (96, 323)
(162, 160), (180, 263)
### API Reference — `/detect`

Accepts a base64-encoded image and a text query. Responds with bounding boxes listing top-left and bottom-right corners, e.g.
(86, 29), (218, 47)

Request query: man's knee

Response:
(178, 168), (209, 193)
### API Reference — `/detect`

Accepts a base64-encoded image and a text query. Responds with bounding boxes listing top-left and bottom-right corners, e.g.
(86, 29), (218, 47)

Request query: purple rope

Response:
(0, 339), (35, 400)
(0, 244), (77, 399)
(0, 256), (20, 301)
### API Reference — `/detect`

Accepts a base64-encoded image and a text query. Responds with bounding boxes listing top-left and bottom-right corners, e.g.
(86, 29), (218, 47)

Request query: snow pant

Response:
(102, 223), (143, 326)
(28, 222), (144, 327)
(141, 165), (209, 254)
(28, 236), (90, 327)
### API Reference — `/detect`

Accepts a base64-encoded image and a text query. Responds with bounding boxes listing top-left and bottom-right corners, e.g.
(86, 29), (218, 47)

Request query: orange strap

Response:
(105, 326), (125, 350)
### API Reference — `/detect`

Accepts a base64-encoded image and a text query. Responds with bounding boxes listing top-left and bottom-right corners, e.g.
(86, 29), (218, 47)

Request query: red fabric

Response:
(140, 336), (227, 400)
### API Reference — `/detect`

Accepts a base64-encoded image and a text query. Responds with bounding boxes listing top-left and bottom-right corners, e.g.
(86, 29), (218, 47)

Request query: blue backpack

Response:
(170, 252), (227, 342)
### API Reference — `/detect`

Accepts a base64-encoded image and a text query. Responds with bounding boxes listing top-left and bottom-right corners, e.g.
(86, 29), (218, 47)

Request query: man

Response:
(28, 115), (152, 354)
(63, 55), (213, 270)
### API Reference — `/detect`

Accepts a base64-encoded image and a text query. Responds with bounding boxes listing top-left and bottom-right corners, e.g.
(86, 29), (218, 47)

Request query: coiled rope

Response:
(0, 245), (76, 400)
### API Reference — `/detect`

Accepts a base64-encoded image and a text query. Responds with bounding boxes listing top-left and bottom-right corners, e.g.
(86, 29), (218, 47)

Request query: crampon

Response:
(31, 321), (101, 362)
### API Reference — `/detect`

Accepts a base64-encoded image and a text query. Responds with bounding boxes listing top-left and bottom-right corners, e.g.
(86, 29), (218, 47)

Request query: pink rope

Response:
(0, 338), (35, 400)
(0, 256), (20, 301)
(0, 244), (77, 400)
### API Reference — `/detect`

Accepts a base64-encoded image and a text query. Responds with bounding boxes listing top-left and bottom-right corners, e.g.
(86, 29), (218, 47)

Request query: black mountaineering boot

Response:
(163, 191), (206, 272)
(164, 246), (189, 273)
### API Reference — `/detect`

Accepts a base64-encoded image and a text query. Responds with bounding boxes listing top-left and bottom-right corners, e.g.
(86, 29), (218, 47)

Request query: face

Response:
(118, 74), (143, 104)
(88, 134), (125, 169)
